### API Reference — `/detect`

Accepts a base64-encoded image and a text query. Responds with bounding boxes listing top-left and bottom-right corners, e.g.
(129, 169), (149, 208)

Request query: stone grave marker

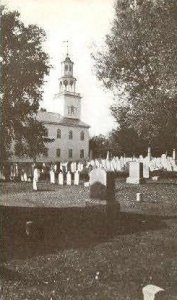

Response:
(24, 172), (28, 182)
(126, 162), (144, 184)
(89, 168), (120, 222)
(58, 171), (64, 185)
(89, 168), (115, 202)
(66, 171), (71, 185)
(74, 170), (79, 185)
(50, 169), (55, 184)
(172, 148), (176, 161)
(143, 164), (150, 179)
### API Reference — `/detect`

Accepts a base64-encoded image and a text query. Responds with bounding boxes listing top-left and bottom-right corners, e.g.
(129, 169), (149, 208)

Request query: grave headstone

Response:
(89, 169), (120, 223)
(172, 148), (176, 161)
(50, 169), (55, 184)
(74, 170), (79, 185)
(143, 164), (150, 179)
(147, 147), (151, 161)
(33, 167), (39, 191)
(24, 172), (28, 182)
(126, 162), (144, 184)
(89, 168), (115, 202)
(66, 171), (71, 185)
(58, 172), (64, 185)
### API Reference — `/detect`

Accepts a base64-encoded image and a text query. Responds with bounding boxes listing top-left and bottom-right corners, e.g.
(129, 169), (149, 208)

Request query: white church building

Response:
(10, 54), (90, 164)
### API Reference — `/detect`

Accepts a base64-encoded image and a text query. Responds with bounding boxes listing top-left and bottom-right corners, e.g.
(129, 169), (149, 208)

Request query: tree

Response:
(0, 6), (51, 162)
(92, 0), (177, 154)
(89, 135), (109, 159)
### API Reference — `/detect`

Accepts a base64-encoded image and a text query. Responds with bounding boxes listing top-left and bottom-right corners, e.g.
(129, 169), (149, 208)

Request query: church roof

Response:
(37, 111), (90, 128)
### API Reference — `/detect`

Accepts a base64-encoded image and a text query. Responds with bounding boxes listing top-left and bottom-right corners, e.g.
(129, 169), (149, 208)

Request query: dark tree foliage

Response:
(89, 135), (109, 159)
(92, 0), (177, 154)
(0, 6), (51, 161)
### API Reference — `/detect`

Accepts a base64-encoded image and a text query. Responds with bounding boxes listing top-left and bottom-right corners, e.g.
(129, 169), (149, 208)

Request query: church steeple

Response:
(58, 49), (82, 120)
(59, 55), (77, 93)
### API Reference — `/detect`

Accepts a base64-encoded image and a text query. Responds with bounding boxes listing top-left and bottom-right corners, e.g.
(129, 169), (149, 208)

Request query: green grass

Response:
(0, 179), (177, 299)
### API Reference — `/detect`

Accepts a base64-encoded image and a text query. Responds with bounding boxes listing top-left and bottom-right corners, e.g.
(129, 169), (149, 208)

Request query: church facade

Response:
(10, 54), (90, 164)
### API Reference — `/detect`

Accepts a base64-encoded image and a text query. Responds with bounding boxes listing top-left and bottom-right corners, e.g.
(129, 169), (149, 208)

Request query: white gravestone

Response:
(66, 171), (71, 185)
(147, 147), (151, 162)
(74, 171), (80, 185)
(50, 169), (55, 184)
(143, 164), (150, 179)
(24, 172), (28, 182)
(89, 168), (107, 200)
(58, 172), (64, 185)
(126, 162), (144, 184)
(33, 168), (39, 191)
(172, 149), (176, 161)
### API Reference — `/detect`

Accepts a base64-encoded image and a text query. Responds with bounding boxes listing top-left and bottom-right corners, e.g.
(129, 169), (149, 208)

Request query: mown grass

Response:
(0, 179), (177, 300)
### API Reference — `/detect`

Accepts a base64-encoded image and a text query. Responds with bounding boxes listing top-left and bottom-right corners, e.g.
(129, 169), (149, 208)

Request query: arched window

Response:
(57, 129), (61, 139)
(80, 149), (84, 159)
(65, 65), (68, 71)
(69, 130), (73, 140)
(56, 148), (61, 157)
(80, 131), (84, 141)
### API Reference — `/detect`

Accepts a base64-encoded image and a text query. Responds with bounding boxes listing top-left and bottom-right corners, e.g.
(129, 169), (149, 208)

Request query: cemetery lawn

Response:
(0, 179), (177, 300)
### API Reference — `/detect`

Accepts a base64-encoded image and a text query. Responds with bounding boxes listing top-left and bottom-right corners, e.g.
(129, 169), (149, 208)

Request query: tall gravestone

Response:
(143, 164), (150, 179)
(89, 168), (120, 221)
(126, 162), (144, 184)
(172, 149), (176, 161)
(58, 172), (64, 185)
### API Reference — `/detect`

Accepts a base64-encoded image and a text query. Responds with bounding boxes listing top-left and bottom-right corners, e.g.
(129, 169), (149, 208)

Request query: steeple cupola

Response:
(59, 55), (77, 93)
(58, 49), (82, 120)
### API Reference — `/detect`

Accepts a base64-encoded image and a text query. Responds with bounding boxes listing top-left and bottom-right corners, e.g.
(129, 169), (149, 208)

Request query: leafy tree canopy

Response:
(93, 0), (177, 154)
(0, 6), (51, 161)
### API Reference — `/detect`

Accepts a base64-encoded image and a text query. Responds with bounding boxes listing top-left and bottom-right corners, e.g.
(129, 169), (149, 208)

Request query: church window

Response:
(68, 106), (76, 116)
(69, 65), (72, 71)
(65, 65), (68, 71)
(57, 129), (61, 138)
(71, 105), (75, 114)
(80, 149), (84, 159)
(69, 130), (73, 139)
(64, 80), (68, 86)
(68, 149), (73, 158)
(80, 131), (84, 141)
(56, 148), (61, 157)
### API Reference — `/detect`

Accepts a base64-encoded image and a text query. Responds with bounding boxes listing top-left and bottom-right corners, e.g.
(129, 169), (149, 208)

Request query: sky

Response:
(2, 0), (117, 136)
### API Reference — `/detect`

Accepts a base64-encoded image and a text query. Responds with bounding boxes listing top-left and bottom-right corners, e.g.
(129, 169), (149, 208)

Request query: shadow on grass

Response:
(0, 205), (174, 262)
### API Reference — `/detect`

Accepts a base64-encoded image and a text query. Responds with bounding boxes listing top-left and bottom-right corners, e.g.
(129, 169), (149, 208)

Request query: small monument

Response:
(89, 168), (107, 200)
(50, 168), (55, 184)
(89, 168), (120, 221)
(143, 164), (150, 179)
(58, 172), (64, 185)
(126, 161), (144, 184)
(66, 171), (71, 185)
(172, 149), (176, 161)
(89, 168), (116, 202)
(147, 147), (151, 162)
(33, 167), (39, 191)
(74, 170), (79, 185)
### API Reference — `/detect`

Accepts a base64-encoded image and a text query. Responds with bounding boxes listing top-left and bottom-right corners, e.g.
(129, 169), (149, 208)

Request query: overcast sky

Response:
(3, 0), (117, 136)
